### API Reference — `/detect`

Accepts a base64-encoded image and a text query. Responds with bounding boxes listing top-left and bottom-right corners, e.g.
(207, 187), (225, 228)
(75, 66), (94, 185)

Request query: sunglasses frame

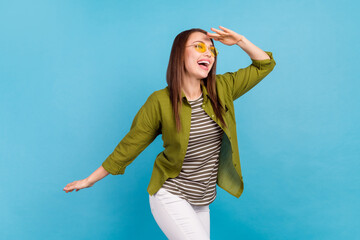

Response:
(186, 42), (218, 57)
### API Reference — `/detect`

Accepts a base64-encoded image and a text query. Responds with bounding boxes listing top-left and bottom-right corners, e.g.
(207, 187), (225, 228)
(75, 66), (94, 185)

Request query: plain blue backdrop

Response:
(1, 0), (359, 239)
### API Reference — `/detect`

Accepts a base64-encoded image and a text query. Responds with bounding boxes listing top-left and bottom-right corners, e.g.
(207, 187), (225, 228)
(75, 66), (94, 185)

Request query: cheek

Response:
(184, 56), (196, 72)
(184, 59), (192, 73)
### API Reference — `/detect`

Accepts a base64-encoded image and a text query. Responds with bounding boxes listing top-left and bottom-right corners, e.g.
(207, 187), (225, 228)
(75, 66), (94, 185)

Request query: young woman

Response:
(63, 26), (276, 239)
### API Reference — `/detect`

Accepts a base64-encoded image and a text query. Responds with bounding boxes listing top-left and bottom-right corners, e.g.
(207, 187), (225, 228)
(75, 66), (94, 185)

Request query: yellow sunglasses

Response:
(187, 42), (218, 57)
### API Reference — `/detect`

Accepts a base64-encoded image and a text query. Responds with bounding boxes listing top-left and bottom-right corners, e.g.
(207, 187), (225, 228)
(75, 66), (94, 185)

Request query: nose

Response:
(204, 48), (212, 57)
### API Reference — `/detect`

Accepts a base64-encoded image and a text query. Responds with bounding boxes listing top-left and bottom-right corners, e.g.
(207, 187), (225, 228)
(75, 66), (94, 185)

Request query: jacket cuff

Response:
(102, 157), (125, 175)
(251, 51), (275, 69)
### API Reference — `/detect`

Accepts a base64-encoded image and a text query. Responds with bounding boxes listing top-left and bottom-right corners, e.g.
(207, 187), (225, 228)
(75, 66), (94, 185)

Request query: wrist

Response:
(85, 177), (95, 186)
(236, 35), (247, 47)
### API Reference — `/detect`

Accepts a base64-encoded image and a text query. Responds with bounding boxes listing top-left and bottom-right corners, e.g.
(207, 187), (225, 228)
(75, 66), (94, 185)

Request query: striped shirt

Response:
(162, 93), (224, 206)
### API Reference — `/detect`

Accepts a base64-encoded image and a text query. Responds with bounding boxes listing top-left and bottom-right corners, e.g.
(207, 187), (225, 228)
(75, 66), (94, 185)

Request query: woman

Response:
(63, 26), (276, 239)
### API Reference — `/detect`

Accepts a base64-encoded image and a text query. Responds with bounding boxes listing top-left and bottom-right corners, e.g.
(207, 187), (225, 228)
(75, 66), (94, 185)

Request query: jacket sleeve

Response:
(102, 92), (161, 175)
(216, 51), (276, 101)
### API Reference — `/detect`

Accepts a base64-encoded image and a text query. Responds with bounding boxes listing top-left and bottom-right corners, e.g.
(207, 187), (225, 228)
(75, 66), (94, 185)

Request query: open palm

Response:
(207, 26), (244, 46)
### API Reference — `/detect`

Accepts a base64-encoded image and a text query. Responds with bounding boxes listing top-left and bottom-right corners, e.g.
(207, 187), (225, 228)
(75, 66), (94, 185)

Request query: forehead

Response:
(187, 32), (213, 45)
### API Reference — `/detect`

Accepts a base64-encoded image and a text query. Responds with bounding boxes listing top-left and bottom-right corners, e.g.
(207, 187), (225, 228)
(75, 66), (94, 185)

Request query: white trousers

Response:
(149, 187), (210, 240)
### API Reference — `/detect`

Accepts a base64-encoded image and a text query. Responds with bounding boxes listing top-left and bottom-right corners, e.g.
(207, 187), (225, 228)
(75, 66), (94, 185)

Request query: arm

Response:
(236, 36), (270, 60)
(63, 92), (161, 193)
(102, 92), (161, 174)
(208, 26), (276, 100)
(216, 51), (276, 101)
(207, 26), (270, 60)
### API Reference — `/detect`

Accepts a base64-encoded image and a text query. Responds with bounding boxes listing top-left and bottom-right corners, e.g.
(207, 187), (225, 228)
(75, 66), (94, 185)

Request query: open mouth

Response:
(198, 60), (210, 70)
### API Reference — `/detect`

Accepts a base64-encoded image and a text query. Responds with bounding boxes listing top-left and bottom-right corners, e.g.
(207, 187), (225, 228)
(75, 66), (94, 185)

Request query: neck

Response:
(182, 75), (202, 101)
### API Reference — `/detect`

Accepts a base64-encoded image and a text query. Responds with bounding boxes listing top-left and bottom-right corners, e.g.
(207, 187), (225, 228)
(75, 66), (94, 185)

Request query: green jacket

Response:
(102, 51), (276, 198)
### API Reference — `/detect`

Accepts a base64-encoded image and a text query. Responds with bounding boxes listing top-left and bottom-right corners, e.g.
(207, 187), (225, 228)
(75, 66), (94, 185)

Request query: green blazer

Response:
(102, 51), (276, 198)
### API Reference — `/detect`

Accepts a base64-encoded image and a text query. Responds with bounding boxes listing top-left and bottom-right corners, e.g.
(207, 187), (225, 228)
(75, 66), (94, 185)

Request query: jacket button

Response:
(234, 163), (237, 167)
(202, 105), (205, 108)
(211, 114), (214, 118)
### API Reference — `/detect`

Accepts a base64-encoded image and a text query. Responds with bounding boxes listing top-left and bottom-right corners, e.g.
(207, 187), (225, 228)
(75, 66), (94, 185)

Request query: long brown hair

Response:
(166, 28), (227, 132)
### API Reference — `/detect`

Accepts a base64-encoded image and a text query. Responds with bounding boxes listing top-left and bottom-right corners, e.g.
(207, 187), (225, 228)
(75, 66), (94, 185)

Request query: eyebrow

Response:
(192, 40), (214, 47)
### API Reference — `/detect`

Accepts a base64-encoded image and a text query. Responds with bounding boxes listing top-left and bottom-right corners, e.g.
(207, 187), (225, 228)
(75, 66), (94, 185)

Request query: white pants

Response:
(149, 187), (210, 240)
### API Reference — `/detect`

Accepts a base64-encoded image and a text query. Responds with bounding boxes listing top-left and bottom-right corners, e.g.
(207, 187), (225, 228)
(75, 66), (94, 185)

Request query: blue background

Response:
(1, 0), (359, 239)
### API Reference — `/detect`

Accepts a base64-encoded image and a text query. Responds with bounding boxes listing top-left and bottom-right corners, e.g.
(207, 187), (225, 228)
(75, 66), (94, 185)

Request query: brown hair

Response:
(166, 28), (227, 132)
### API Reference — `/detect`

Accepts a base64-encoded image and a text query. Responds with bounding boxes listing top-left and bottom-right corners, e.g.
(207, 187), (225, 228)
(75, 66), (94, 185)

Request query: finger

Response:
(207, 36), (221, 41)
(207, 32), (221, 38)
(211, 28), (225, 35)
(64, 183), (73, 189)
(219, 26), (233, 33)
(210, 27), (228, 36)
(206, 33), (219, 40)
(211, 37), (221, 41)
(64, 185), (73, 191)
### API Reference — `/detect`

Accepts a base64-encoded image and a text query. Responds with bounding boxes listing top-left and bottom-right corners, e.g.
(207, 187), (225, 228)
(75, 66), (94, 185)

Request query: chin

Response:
(198, 71), (210, 79)
(197, 75), (208, 80)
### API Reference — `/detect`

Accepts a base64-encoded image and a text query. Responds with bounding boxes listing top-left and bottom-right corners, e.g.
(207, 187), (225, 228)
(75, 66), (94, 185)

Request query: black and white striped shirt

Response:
(162, 93), (224, 206)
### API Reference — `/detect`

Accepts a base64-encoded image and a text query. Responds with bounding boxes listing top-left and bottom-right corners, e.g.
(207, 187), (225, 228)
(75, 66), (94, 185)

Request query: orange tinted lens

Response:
(210, 47), (216, 57)
(210, 47), (217, 57)
(195, 42), (206, 53)
(194, 43), (217, 57)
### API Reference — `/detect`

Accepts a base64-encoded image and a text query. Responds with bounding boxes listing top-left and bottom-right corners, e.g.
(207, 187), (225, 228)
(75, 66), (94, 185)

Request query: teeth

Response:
(198, 60), (209, 66)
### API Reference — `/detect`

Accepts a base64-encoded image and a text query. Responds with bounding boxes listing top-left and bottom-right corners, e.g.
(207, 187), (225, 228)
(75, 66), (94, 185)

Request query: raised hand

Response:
(207, 26), (244, 46)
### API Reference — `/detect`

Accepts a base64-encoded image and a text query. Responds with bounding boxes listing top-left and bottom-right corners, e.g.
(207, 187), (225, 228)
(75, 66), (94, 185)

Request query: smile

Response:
(198, 60), (210, 71)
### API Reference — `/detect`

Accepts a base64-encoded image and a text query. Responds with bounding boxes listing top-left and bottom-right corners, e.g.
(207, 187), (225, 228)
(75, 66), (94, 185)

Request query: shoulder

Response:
(147, 86), (170, 102)
(141, 87), (170, 111)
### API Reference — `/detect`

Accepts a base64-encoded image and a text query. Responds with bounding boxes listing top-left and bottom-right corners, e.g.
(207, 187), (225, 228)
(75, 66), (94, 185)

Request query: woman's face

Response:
(184, 32), (215, 80)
